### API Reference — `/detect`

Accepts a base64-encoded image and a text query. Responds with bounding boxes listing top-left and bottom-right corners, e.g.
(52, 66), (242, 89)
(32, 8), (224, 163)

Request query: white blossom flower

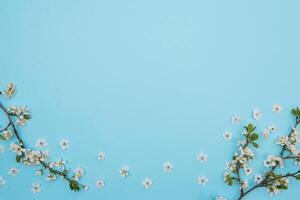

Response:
(35, 170), (43, 176)
(216, 196), (227, 200)
(272, 104), (282, 113)
(0, 145), (5, 154)
(254, 174), (263, 184)
(2, 130), (12, 140)
(0, 176), (6, 187)
(262, 129), (270, 139)
(74, 167), (84, 180)
(36, 138), (47, 147)
(198, 176), (208, 186)
(142, 178), (152, 189)
(223, 131), (232, 141)
(59, 139), (70, 150)
(55, 159), (66, 169)
(3, 83), (16, 98)
(31, 183), (42, 194)
(97, 152), (105, 161)
(196, 152), (208, 163)
(231, 114), (240, 124)
(276, 136), (289, 146)
(268, 186), (280, 196)
(264, 155), (283, 168)
(8, 167), (19, 176)
(244, 167), (253, 176)
(241, 180), (249, 189)
(10, 142), (24, 155)
(96, 179), (105, 189)
(46, 174), (56, 181)
(119, 166), (130, 177)
(8, 106), (31, 127)
(268, 125), (276, 133)
(253, 109), (262, 120)
(163, 161), (174, 172)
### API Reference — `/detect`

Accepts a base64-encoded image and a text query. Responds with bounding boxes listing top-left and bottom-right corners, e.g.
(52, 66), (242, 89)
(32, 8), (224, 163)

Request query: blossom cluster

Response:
(223, 106), (300, 199)
(0, 83), (86, 193)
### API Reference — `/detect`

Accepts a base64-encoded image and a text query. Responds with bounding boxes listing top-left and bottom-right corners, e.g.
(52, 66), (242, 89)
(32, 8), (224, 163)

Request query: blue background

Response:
(0, 1), (300, 199)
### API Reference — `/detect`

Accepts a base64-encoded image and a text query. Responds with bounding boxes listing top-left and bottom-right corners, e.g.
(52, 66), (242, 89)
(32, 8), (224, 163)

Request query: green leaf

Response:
(295, 174), (300, 180)
(16, 155), (21, 163)
(0, 134), (6, 140)
(250, 133), (259, 141)
(245, 123), (256, 134)
(277, 185), (288, 190)
(291, 107), (300, 117)
(23, 114), (31, 120)
(69, 180), (80, 192)
(252, 142), (259, 148)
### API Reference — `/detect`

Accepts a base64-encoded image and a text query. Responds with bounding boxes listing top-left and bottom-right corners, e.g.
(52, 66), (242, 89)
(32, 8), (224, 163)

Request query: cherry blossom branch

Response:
(226, 108), (300, 200)
(0, 83), (86, 192)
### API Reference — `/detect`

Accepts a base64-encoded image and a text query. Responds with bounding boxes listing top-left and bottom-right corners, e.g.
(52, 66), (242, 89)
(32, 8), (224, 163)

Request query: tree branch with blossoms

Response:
(224, 108), (300, 200)
(0, 83), (87, 192)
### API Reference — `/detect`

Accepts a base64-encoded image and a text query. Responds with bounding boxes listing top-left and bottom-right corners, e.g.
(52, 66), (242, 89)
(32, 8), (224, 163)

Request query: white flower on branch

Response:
(2, 130), (12, 140)
(59, 139), (70, 150)
(31, 183), (42, 194)
(2, 83), (16, 98)
(97, 152), (105, 161)
(196, 152), (208, 163)
(252, 109), (262, 120)
(119, 166), (130, 178)
(142, 178), (152, 189)
(96, 179), (105, 189)
(0, 176), (6, 187)
(198, 176), (208, 186)
(74, 167), (84, 180)
(223, 131), (232, 141)
(163, 161), (174, 173)
(272, 104), (282, 113)
(10, 142), (25, 155)
(244, 167), (253, 176)
(263, 155), (283, 168)
(8, 106), (31, 127)
(46, 174), (57, 181)
(254, 174), (263, 184)
(8, 167), (20, 176)
(240, 180), (249, 189)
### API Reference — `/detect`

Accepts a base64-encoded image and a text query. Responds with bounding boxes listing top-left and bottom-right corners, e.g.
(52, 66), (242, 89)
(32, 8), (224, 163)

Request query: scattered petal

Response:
(198, 176), (208, 186)
(96, 179), (105, 189)
(196, 152), (208, 163)
(0, 145), (5, 154)
(36, 138), (47, 147)
(0, 176), (6, 187)
(272, 104), (282, 113)
(31, 183), (41, 194)
(59, 139), (70, 150)
(253, 109), (262, 120)
(119, 166), (130, 178)
(231, 114), (240, 124)
(163, 161), (174, 173)
(223, 131), (232, 141)
(142, 178), (152, 189)
(8, 167), (19, 176)
(97, 152), (105, 161)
